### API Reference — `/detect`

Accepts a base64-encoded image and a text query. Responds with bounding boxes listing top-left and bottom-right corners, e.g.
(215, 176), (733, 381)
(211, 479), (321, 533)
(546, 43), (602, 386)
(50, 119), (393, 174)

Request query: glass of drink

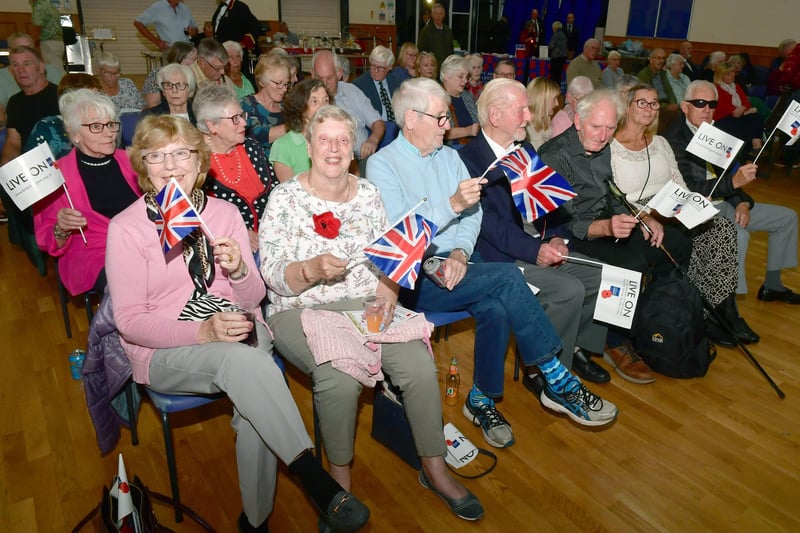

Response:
(227, 302), (259, 347)
(362, 295), (388, 334)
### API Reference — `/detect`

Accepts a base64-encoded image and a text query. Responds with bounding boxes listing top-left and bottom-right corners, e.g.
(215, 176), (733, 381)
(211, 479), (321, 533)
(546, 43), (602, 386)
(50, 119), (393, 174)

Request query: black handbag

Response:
(371, 380), (422, 470)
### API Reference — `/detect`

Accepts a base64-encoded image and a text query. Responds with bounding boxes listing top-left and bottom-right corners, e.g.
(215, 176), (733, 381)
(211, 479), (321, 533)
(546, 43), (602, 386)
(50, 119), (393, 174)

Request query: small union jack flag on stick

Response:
(363, 205), (438, 290)
(496, 144), (576, 222)
(154, 178), (213, 253)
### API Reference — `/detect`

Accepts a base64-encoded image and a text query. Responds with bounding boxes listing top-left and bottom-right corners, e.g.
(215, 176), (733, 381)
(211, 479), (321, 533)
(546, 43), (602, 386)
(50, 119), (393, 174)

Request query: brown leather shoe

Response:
(602, 341), (656, 384)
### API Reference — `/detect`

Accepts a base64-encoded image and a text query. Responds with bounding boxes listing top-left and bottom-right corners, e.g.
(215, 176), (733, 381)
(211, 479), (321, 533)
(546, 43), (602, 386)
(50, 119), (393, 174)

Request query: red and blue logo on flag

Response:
(496, 144), (576, 222)
(154, 178), (202, 254)
(363, 213), (438, 290)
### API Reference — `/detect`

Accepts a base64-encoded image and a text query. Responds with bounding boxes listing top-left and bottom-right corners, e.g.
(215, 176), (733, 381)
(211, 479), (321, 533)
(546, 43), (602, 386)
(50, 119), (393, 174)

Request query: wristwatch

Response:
(451, 248), (470, 261)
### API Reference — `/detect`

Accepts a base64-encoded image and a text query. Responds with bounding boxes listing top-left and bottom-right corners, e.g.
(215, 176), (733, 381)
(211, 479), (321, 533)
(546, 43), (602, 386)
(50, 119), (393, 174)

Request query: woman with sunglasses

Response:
(240, 54), (290, 156)
(610, 84), (758, 346)
(33, 89), (141, 296)
(195, 84), (278, 253)
(140, 64), (198, 124)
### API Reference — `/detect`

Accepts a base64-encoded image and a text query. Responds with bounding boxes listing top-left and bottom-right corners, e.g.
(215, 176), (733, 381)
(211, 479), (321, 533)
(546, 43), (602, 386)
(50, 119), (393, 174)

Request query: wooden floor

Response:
(2, 165), (800, 532)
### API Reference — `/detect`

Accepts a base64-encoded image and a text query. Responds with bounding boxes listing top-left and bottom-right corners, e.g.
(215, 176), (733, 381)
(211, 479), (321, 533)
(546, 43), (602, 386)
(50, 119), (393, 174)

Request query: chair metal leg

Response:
(312, 400), (323, 465)
(125, 380), (139, 446)
(513, 346), (521, 382)
(160, 411), (184, 522)
(56, 269), (72, 339)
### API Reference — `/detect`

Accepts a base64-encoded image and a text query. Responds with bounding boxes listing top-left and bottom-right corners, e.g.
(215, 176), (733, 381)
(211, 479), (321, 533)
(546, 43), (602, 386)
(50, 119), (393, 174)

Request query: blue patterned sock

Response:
(467, 384), (494, 407)
(539, 357), (580, 393)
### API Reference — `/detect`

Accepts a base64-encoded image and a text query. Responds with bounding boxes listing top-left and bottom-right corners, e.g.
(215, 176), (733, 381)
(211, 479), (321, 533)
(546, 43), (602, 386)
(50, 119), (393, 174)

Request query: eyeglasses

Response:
(633, 99), (661, 110)
(142, 148), (198, 164)
(218, 112), (248, 125)
(161, 81), (189, 91)
(685, 98), (718, 109)
(81, 121), (121, 133)
(370, 64), (390, 72)
(200, 56), (226, 72)
(414, 109), (452, 127)
(269, 80), (290, 90)
(101, 69), (121, 77)
(493, 71), (516, 79)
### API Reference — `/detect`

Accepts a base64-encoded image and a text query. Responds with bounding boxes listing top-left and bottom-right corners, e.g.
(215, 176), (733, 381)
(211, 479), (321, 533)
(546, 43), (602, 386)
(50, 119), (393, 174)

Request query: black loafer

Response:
(320, 491), (370, 533)
(705, 320), (737, 348)
(757, 285), (800, 304)
(571, 349), (611, 383)
(731, 317), (760, 344)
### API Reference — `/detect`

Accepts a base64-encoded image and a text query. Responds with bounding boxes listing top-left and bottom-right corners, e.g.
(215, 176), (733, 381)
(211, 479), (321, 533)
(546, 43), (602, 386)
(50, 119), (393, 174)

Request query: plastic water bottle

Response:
(445, 356), (460, 406)
(69, 349), (86, 380)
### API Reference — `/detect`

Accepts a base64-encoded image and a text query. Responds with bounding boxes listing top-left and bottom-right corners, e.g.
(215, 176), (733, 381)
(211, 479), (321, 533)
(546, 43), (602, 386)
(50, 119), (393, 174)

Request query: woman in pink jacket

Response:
(34, 89), (140, 295)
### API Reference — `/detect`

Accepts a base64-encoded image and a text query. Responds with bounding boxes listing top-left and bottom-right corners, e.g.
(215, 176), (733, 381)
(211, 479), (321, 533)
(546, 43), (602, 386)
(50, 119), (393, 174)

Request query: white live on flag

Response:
(0, 142), (65, 210)
(685, 121), (745, 171)
(112, 453), (134, 525)
(645, 181), (718, 229)
(593, 264), (642, 330)
(775, 99), (800, 146)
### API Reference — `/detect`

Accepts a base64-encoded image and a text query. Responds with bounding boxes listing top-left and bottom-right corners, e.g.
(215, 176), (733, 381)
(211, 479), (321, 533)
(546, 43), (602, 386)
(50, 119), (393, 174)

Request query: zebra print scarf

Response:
(145, 188), (230, 320)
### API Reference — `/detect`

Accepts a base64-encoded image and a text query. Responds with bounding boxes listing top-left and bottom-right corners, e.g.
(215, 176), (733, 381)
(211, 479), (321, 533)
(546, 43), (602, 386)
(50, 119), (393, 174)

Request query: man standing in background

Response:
(134, 0), (198, 52)
(29, 0), (65, 74)
(565, 13), (579, 59)
(417, 3), (453, 75)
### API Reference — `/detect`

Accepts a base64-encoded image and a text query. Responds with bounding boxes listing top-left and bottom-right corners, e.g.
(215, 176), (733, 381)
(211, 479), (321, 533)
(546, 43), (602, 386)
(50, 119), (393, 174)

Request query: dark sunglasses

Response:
(685, 99), (718, 109)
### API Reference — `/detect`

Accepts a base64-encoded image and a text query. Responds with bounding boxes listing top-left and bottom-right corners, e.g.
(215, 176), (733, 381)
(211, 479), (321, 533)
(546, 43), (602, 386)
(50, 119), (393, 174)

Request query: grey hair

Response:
(192, 83), (239, 133)
(197, 38), (228, 63)
(94, 51), (120, 69)
(222, 40), (243, 59)
(552, 21), (562, 31)
(157, 63), (197, 97)
(311, 49), (339, 75)
(392, 77), (450, 128)
(567, 75), (594, 98)
(305, 104), (357, 145)
(439, 54), (468, 83)
(607, 50), (621, 61)
(666, 53), (685, 69)
(477, 78), (523, 126)
(575, 88), (624, 125)
(59, 88), (118, 138)
(370, 45), (395, 67)
(615, 74), (641, 96)
(708, 51), (726, 67)
(684, 80), (718, 101)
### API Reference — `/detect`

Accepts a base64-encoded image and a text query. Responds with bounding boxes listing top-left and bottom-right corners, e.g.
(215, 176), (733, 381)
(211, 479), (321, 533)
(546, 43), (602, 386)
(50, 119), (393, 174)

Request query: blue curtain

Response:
(502, 0), (604, 55)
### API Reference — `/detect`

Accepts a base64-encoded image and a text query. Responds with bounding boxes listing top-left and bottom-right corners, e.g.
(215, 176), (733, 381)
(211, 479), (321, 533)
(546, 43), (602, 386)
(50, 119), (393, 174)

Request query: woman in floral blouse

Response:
(259, 105), (484, 523)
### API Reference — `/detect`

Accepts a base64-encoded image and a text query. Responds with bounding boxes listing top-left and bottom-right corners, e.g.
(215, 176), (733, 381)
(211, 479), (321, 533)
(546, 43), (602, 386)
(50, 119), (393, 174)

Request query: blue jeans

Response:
(403, 254), (562, 397)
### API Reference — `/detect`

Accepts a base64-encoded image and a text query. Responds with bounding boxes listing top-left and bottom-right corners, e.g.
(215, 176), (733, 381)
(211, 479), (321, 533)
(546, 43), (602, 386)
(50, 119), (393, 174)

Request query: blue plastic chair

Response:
(420, 310), (472, 342)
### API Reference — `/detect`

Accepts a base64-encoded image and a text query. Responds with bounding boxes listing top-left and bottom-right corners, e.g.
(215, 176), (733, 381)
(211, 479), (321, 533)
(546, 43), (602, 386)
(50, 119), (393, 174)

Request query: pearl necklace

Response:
(212, 149), (243, 184)
(78, 154), (112, 167)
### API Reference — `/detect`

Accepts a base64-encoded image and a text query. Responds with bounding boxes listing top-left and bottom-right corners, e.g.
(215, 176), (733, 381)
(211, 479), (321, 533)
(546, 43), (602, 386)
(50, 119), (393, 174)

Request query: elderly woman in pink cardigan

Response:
(34, 89), (140, 295)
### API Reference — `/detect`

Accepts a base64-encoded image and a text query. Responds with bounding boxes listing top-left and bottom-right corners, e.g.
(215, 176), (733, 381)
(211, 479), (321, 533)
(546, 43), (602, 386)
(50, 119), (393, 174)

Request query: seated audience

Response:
(260, 105), (484, 522)
(461, 78), (611, 385)
(700, 51), (726, 82)
(0, 32), (63, 122)
(416, 51), (438, 80)
(465, 54), (485, 99)
(142, 42), (197, 109)
(191, 38), (236, 92)
(240, 54), (290, 156)
(566, 38), (602, 86)
(539, 89), (693, 383)
(713, 61), (764, 153)
(224, 40), (256, 99)
(269, 79), (332, 182)
(140, 63), (197, 124)
(678, 41), (700, 81)
(34, 89), (140, 296)
(601, 50), (625, 88)
(195, 84), (278, 253)
(107, 114), (369, 533)
(611, 84), (757, 345)
(26, 73), (103, 159)
(663, 53), (690, 104)
(391, 42), (419, 82)
(352, 46), (400, 122)
(492, 59), (516, 80)
(770, 39), (796, 72)
(440, 55), (479, 147)
(94, 51), (144, 112)
(368, 78), (619, 445)
(551, 75), (593, 137)
(525, 76), (561, 149)
(665, 80), (800, 305)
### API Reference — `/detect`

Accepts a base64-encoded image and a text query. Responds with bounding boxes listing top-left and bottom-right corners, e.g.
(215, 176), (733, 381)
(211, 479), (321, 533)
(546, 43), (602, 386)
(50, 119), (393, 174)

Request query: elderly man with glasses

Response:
(664, 80), (800, 304)
(191, 38), (236, 93)
(353, 45), (401, 122)
(367, 78), (619, 452)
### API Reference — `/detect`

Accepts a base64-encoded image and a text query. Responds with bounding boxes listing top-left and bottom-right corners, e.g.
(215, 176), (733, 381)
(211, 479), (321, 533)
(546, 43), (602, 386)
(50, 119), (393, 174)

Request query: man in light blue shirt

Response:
(368, 78), (618, 449)
(134, 0), (198, 52)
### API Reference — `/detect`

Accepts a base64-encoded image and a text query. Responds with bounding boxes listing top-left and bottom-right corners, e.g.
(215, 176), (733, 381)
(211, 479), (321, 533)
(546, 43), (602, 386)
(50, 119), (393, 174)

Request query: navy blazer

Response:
(459, 133), (571, 264)
(352, 72), (400, 118)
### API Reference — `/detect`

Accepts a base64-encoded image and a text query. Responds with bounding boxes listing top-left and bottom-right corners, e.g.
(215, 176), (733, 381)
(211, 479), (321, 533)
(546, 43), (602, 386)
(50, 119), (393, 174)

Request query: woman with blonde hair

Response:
(392, 42), (419, 81)
(240, 54), (290, 155)
(416, 51), (437, 79)
(525, 76), (561, 149)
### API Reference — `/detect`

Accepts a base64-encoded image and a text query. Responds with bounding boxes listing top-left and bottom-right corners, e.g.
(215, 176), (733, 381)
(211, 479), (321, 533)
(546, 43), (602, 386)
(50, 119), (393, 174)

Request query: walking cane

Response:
(606, 180), (785, 399)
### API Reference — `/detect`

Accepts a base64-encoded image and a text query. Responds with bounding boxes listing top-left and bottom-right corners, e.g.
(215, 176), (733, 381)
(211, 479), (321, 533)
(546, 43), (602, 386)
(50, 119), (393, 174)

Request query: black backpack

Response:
(632, 272), (716, 378)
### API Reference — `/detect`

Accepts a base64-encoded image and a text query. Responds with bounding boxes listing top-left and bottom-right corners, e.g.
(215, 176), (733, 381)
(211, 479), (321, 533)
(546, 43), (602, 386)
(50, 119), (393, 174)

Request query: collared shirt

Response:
(136, 0), (197, 45)
(333, 81), (382, 159)
(367, 132), (481, 255)
(538, 126), (625, 239)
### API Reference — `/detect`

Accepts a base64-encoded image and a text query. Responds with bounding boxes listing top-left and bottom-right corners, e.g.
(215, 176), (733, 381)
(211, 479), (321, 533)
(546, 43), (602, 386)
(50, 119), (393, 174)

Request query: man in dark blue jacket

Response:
(459, 78), (611, 385)
(352, 45), (401, 122)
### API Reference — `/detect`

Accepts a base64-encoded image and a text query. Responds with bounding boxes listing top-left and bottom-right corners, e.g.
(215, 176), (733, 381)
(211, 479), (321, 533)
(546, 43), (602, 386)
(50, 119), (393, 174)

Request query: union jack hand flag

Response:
(154, 178), (202, 253)
(364, 213), (438, 290)
(496, 144), (576, 222)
